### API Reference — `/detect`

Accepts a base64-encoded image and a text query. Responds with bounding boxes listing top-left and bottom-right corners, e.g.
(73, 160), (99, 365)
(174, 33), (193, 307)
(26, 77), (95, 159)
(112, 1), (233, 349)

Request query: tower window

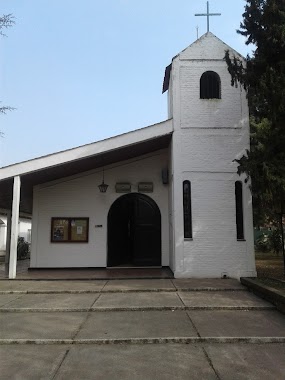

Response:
(235, 181), (244, 240)
(200, 71), (221, 99)
(183, 181), (192, 239)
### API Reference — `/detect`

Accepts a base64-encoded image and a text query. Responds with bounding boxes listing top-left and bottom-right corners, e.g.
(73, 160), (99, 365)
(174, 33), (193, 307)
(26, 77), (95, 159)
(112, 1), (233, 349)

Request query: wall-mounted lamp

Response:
(98, 168), (109, 193)
(161, 168), (169, 185)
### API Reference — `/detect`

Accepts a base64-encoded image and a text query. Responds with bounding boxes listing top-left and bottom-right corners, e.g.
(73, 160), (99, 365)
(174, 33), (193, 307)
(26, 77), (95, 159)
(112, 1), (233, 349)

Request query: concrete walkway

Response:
(0, 278), (285, 379)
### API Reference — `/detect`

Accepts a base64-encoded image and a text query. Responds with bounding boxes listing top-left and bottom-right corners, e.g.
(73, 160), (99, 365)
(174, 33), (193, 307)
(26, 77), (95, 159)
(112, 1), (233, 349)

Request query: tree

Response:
(225, 0), (285, 272)
(225, 0), (285, 222)
(0, 14), (14, 115)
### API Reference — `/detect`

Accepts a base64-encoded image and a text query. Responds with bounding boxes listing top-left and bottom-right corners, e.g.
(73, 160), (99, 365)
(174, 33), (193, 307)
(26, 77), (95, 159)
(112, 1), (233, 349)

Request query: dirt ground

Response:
(255, 254), (285, 294)
(255, 254), (285, 280)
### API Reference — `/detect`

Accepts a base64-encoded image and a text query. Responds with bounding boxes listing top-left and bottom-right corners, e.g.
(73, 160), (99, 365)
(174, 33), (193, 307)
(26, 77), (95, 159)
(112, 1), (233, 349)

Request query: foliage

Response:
(0, 14), (14, 36)
(255, 228), (282, 254)
(255, 233), (269, 253)
(17, 237), (30, 260)
(0, 14), (15, 116)
(225, 0), (285, 225)
(268, 229), (283, 254)
(0, 105), (14, 114)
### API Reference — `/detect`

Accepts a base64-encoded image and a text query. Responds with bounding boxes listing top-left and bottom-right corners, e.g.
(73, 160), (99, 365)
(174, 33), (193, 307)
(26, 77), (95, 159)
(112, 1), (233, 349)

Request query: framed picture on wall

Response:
(51, 218), (89, 243)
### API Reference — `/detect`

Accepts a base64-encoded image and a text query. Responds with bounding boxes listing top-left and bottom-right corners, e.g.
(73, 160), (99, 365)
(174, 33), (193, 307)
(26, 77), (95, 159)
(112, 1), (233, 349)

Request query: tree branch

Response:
(0, 14), (15, 36)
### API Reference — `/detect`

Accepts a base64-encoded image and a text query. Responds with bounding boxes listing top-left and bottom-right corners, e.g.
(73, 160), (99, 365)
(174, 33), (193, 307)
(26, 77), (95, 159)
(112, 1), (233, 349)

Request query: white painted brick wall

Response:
(179, 32), (243, 61)
(181, 174), (254, 278)
(169, 33), (256, 279)
(180, 63), (248, 130)
(181, 129), (249, 173)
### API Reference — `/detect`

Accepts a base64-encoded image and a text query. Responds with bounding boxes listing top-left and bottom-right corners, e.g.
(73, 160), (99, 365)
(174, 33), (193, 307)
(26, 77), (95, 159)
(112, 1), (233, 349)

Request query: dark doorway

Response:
(107, 193), (161, 267)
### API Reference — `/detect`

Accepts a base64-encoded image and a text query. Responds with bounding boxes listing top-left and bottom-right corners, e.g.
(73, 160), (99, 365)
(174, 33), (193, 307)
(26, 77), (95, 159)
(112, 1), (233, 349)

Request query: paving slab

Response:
(0, 280), (107, 293)
(0, 345), (68, 380)
(204, 344), (285, 380)
(0, 293), (100, 310)
(179, 290), (273, 308)
(189, 310), (285, 337)
(103, 279), (175, 291)
(77, 310), (197, 339)
(93, 292), (183, 309)
(0, 312), (86, 339)
(54, 344), (217, 380)
(173, 278), (245, 290)
(0, 280), (37, 292)
(1, 344), (284, 380)
(26, 280), (107, 293)
(0, 294), (22, 307)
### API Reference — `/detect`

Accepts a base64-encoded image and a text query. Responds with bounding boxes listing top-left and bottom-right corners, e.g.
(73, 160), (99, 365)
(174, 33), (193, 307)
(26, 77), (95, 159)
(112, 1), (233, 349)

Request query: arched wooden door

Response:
(107, 193), (161, 267)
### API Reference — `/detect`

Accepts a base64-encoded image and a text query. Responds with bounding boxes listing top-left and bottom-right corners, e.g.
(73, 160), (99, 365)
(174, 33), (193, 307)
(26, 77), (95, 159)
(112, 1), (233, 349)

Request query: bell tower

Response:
(164, 32), (256, 279)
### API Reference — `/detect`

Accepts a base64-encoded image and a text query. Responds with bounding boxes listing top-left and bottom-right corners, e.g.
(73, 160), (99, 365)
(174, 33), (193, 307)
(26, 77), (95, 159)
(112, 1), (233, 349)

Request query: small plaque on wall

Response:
(138, 182), (153, 193)
(115, 183), (131, 193)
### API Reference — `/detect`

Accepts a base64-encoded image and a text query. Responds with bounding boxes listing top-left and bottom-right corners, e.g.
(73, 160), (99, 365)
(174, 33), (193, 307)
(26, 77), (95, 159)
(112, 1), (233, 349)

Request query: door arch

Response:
(107, 193), (161, 267)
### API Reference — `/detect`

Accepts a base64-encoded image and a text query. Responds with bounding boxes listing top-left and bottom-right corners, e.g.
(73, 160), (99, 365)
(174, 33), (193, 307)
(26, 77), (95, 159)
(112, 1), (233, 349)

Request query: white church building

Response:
(0, 32), (257, 279)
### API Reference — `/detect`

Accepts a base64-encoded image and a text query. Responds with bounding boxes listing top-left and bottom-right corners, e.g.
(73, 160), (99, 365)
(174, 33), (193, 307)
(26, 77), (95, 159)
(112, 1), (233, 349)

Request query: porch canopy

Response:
(0, 120), (173, 278)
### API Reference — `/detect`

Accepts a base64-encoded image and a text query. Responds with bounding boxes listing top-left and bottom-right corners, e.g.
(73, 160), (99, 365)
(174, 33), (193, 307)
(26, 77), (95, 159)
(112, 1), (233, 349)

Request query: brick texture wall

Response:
(170, 33), (256, 278)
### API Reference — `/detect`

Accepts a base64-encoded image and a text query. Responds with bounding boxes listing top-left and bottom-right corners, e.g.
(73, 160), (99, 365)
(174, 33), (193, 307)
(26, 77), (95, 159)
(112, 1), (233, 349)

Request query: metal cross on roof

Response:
(195, 1), (221, 33)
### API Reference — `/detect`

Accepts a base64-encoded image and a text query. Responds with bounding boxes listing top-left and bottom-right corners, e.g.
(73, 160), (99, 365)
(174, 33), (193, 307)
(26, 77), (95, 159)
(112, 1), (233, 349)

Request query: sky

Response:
(0, 0), (253, 167)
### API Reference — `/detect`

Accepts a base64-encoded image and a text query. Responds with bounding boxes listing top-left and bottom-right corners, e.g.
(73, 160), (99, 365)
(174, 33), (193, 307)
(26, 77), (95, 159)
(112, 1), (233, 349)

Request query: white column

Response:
(5, 210), (12, 274)
(9, 176), (21, 279)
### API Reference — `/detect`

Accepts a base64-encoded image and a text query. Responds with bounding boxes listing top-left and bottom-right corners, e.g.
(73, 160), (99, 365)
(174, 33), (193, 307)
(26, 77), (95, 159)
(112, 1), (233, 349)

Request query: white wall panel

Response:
(31, 150), (170, 268)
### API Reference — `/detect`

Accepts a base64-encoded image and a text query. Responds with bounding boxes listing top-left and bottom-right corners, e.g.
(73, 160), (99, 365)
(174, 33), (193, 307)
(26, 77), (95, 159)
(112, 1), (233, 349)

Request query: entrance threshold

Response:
(0, 260), (173, 280)
(107, 266), (162, 269)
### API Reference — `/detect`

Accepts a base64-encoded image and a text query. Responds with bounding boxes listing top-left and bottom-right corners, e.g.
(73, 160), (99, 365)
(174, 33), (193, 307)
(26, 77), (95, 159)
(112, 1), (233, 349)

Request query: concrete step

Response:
(0, 290), (274, 311)
(1, 309), (285, 342)
(0, 306), (275, 312)
(0, 278), (247, 294)
(1, 336), (285, 345)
